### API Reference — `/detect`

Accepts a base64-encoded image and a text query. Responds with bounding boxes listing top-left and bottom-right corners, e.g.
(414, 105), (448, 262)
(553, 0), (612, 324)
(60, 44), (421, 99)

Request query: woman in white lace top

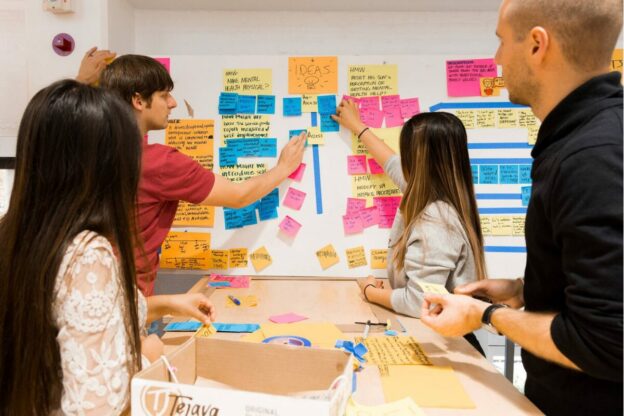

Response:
(0, 80), (216, 415)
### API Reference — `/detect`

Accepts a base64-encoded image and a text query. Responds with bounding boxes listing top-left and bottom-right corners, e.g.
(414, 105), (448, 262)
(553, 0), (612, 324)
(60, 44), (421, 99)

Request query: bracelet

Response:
(363, 283), (375, 302)
(357, 127), (370, 139)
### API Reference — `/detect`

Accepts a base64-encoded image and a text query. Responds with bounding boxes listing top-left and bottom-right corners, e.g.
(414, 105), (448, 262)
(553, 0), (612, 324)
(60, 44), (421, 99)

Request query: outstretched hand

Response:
(76, 46), (116, 85)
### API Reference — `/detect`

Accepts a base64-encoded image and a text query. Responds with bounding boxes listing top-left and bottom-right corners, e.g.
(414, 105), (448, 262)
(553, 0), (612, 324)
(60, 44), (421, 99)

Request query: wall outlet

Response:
(42, 0), (74, 14)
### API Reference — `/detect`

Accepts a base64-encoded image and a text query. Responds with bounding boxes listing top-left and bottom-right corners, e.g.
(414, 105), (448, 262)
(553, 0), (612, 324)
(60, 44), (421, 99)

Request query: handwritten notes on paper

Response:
(279, 215), (302, 237)
(346, 246), (367, 268)
(316, 244), (340, 270)
(165, 119), (215, 227)
(283, 187), (306, 210)
(228, 248), (249, 268)
(288, 56), (338, 94)
(250, 246), (272, 272)
(356, 336), (431, 366)
(223, 68), (272, 94)
(370, 249), (388, 270)
(220, 163), (267, 183)
(160, 231), (211, 269)
(446, 59), (497, 97)
(348, 65), (399, 97)
(414, 281), (449, 295)
(480, 215), (526, 236)
(221, 115), (271, 144)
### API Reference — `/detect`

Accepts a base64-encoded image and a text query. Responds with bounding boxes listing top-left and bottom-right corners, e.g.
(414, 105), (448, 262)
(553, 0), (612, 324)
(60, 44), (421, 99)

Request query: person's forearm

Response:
(492, 308), (580, 370)
(146, 295), (172, 323)
(366, 287), (394, 310)
(351, 123), (395, 168)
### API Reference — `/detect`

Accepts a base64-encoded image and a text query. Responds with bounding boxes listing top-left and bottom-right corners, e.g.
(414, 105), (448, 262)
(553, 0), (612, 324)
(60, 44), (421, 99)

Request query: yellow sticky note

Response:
(491, 216), (514, 236)
(380, 365), (475, 409)
(611, 49), (623, 73)
(355, 336), (431, 366)
(497, 109), (519, 128)
(415, 281), (449, 295)
(220, 162), (267, 183)
(221, 115), (271, 145)
(351, 175), (401, 205)
(301, 94), (318, 113)
(480, 216), (493, 236)
(223, 68), (272, 94)
(518, 109), (539, 127)
(370, 249), (388, 270)
(307, 127), (324, 145)
(316, 244), (339, 270)
(228, 248), (248, 268)
(159, 231), (211, 269)
(173, 202), (215, 228)
(346, 397), (426, 416)
(475, 110), (496, 128)
(226, 295), (258, 308)
(512, 215), (525, 236)
(250, 246), (272, 272)
(346, 246), (367, 269)
(351, 126), (401, 155)
(527, 125), (539, 145)
(455, 109), (476, 129)
(348, 64), (399, 97)
(195, 324), (217, 338)
(479, 77), (500, 97)
(288, 56), (338, 94)
(209, 249), (229, 269)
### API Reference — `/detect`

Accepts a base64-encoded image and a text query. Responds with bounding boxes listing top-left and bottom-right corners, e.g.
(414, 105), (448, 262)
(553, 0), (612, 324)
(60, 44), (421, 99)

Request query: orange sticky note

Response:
(371, 249), (388, 269)
(250, 246), (272, 272)
(346, 246), (367, 269)
(288, 56), (338, 94)
(316, 244), (339, 270)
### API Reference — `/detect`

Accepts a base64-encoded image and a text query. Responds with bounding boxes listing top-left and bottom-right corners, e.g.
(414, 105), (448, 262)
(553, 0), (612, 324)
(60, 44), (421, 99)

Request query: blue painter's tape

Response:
(471, 158), (534, 165)
(313, 144), (323, 214)
(311, 112), (318, 127)
(476, 193), (522, 200)
(485, 246), (527, 253)
(164, 321), (203, 332)
(214, 323), (261, 333)
(429, 101), (528, 112)
(468, 142), (534, 149)
(479, 207), (528, 214)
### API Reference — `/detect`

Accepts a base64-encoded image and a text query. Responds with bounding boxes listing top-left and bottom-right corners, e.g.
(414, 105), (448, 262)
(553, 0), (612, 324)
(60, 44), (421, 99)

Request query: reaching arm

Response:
(76, 46), (116, 85)
(146, 293), (216, 325)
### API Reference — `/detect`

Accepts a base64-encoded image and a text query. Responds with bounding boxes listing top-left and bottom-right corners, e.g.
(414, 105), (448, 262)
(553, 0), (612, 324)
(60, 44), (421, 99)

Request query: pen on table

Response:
(363, 320), (371, 339)
(228, 295), (241, 306)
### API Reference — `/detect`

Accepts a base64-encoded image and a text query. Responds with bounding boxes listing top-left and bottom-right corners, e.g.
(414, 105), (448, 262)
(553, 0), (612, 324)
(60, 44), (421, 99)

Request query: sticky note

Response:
(480, 77), (501, 97)
(283, 187), (306, 210)
(228, 248), (249, 268)
(455, 109), (476, 129)
(446, 59), (497, 97)
(360, 206), (380, 228)
(346, 198), (367, 214)
(223, 208), (244, 229)
(320, 114), (339, 132)
(371, 249), (388, 269)
(521, 186), (531, 206)
(154, 57), (170, 73)
(218, 92), (238, 112)
(400, 98), (420, 119)
(213, 322), (260, 333)
(519, 164), (532, 183)
(415, 281), (450, 294)
(478, 165), (499, 184)
(499, 165), (519, 184)
(209, 250), (229, 269)
(317, 94), (337, 115)
(288, 163), (306, 181)
(159, 231), (211, 270)
(346, 246), (367, 268)
(381, 95), (403, 128)
(208, 281), (231, 287)
(471, 165), (479, 184)
(269, 312), (308, 324)
(359, 96), (380, 110)
(476, 110), (496, 128)
(611, 48), (623, 73)
(223, 68), (272, 94)
(512, 216), (525, 236)
(279, 215), (302, 237)
(518, 109), (539, 127)
(289, 129), (307, 144)
(219, 147), (238, 167)
(341, 94), (360, 104)
(301, 94), (318, 113)
(360, 107), (384, 128)
(283, 97), (302, 116)
(343, 213), (364, 235)
(164, 321), (203, 332)
(347, 155), (368, 175)
(348, 65), (398, 97)
(356, 335), (431, 366)
(209, 274), (250, 288)
(256, 95), (275, 114)
(316, 244), (339, 270)
(374, 196), (402, 228)
(288, 56), (338, 94)
(307, 127), (324, 145)
(236, 95), (256, 114)
(346, 397), (426, 416)
(497, 109), (519, 128)
(250, 246), (272, 272)
(368, 158), (384, 174)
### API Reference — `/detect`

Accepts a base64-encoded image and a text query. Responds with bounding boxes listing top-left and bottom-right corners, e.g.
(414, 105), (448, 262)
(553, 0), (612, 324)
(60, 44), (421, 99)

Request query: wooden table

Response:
(162, 276), (542, 415)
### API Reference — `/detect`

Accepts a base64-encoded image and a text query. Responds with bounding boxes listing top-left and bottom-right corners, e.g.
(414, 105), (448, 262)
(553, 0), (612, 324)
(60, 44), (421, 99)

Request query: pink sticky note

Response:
(359, 206), (380, 228)
(346, 198), (367, 215)
(374, 196), (402, 229)
(347, 155), (368, 175)
(342, 95), (360, 104)
(446, 58), (497, 97)
(154, 57), (170, 73)
(279, 215), (302, 237)
(288, 163), (306, 181)
(343, 213), (364, 235)
(283, 187), (306, 210)
(381, 95), (404, 128)
(400, 98), (420, 119)
(359, 96), (380, 111)
(269, 312), (308, 324)
(360, 107), (384, 128)
(368, 158), (384, 174)
(209, 274), (250, 289)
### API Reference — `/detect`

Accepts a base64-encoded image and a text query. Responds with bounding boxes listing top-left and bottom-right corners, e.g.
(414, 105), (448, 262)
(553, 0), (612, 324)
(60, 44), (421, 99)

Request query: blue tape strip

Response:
(468, 142), (534, 150)
(429, 101), (528, 111)
(313, 144), (323, 214)
(485, 246), (527, 253)
(476, 193), (522, 200)
(479, 207), (528, 214)
(471, 158), (533, 164)
(311, 112), (318, 127)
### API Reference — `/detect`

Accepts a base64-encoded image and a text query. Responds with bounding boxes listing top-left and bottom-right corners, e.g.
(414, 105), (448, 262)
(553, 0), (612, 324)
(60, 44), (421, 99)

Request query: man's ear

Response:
(528, 26), (549, 64)
(131, 92), (144, 111)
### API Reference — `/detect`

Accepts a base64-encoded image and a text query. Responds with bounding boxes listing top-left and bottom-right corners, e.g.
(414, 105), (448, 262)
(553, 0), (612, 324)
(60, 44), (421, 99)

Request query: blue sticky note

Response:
(208, 281), (232, 287)
(257, 95), (275, 114)
(218, 92), (238, 111)
(283, 97), (302, 116)
(223, 208), (244, 229)
(232, 138), (260, 157)
(257, 138), (277, 157)
(236, 95), (256, 114)
(317, 95), (337, 115)
(213, 323), (261, 333)
(219, 147), (238, 167)
(499, 165), (519, 184)
(240, 206), (258, 226)
(519, 164), (532, 184)
(289, 129), (307, 139)
(260, 188), (280, 207)
(320, 114), (339, 132)
(521, 186), (532, 206)
(471, 165), (479, 184)
(479, 165), (499, 184)
(164, 321), (203, 332)
(258, 205), (279, 221)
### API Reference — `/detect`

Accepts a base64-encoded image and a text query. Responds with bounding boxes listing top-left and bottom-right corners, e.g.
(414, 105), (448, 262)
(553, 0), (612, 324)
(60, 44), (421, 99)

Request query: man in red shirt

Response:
(85, 54), (305, 295)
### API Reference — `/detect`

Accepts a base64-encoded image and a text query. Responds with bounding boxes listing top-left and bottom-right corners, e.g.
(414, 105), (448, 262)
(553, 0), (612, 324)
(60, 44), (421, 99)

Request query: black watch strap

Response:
(481, 303), (508, 325)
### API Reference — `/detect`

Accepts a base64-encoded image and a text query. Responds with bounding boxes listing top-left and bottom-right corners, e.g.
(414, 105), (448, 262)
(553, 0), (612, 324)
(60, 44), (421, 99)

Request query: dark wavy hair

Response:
(0, 79), (143, 414)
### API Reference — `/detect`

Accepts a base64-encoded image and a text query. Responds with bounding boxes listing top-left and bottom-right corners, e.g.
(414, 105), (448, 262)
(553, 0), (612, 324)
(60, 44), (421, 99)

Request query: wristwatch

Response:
(481, 303), (509, 335)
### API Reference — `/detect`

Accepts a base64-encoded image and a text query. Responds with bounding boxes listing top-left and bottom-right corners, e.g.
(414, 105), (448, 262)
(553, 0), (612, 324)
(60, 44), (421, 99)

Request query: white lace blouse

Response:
(52, 230), (147, 415)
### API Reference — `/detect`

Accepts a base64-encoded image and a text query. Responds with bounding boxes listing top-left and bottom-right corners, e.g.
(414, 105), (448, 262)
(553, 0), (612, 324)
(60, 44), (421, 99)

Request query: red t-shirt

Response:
(136, 143), (215, 296)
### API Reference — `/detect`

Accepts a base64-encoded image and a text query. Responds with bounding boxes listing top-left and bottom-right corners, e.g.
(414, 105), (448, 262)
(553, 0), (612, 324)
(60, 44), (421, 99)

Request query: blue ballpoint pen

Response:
(228, 295), (241, 306)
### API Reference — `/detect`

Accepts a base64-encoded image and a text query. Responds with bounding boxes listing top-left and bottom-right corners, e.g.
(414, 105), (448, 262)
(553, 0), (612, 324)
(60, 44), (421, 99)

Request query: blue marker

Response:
(228, 295), (241, 306)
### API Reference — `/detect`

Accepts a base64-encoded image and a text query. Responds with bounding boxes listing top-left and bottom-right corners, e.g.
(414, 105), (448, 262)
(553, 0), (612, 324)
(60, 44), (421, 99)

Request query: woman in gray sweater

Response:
(332, 100), (486, 351)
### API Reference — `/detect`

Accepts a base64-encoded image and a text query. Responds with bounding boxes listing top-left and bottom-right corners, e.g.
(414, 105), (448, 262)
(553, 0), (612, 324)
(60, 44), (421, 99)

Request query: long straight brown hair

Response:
(0, 80), (143, 414)
(392, 112), (486, 281)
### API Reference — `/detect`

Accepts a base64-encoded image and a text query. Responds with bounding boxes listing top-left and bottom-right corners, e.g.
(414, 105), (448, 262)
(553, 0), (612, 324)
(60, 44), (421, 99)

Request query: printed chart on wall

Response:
(149, 54), (547, 279)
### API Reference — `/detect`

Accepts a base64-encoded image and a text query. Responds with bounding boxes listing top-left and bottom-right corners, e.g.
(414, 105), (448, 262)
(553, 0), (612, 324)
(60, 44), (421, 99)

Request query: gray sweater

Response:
(384, 155), (477, 317)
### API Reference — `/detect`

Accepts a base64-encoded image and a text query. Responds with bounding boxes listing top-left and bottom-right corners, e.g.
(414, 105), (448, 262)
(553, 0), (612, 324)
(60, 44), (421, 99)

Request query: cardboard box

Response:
(132, 337), (353, 415)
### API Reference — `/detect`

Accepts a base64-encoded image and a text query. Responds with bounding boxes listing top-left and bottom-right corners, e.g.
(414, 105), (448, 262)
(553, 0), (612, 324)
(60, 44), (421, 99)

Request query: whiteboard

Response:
(150, 54), (531, 279)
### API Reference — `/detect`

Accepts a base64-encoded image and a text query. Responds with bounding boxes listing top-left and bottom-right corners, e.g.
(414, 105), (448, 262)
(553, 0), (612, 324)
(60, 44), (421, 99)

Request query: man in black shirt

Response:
(420, 0), (623, 415)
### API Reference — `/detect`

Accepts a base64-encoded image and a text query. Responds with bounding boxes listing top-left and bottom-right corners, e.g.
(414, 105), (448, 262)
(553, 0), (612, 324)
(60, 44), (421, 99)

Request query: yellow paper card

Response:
(455, 110), (476, 129)
(250, 246), (272, 272)
(491, 216), (514, 236)
(497, 109), (519, 128)
(527, 125), (539, 145)
(208, 249), (229, 269)
(301, 94), (318, 113)
(518, 109), (539, 127)
(346, 246), (367, 269)
(475, 110), (496, 128)
(261, 322), (345, 349)
(479, 77), (501, 97)
(220, 162), (267, 183)
(355, 336), (431, 366)
(226, 295), (258, 308)
(611, 49), (623, 73)
(307, 127), (324, 145)
(316, 244), (339, 270)
(223, 68), (272, 94)
(380, 365), (475, 409)
(288, 56), (338, 94)
(221, 115), (271, 145)
(415, 281), (449, 295)
(348, 64), (399, 97)
(351, 175), (402, 204)
(159, 231), (211, 269)
(370, 249), (388, 270)
(346, 397), (426, 416)
(351, 127), (401, 155)
(228, 248), (248, 268)
(195, 324), (217, 338)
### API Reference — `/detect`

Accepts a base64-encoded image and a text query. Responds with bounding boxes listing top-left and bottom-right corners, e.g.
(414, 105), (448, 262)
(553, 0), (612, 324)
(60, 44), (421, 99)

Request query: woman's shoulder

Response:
(416, 201), (468, 240)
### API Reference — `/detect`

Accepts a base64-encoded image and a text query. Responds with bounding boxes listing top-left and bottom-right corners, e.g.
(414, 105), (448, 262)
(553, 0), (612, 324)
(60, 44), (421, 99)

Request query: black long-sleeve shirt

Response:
(522, 72), (623, 416)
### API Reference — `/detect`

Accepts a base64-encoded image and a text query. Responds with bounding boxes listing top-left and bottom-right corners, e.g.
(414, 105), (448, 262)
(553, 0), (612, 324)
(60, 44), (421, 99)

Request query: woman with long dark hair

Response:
(0, 80), (215, 415)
